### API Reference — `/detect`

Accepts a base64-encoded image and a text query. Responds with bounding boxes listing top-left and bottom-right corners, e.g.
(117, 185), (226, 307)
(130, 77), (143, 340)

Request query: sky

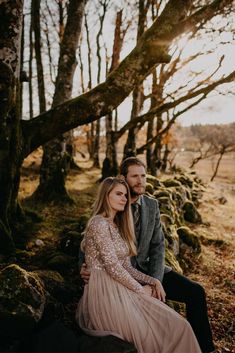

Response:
(22, 0), (235, 127)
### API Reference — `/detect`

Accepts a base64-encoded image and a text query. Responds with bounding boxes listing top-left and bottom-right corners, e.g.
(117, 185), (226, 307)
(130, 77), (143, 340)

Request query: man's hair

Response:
(120, 157), (146, 177)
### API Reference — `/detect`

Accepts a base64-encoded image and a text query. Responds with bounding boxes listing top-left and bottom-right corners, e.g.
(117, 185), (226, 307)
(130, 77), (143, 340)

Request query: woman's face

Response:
(108, 184), (128, 214)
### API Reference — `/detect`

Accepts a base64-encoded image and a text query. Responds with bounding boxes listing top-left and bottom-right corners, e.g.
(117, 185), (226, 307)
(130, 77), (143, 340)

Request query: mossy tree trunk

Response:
(0, 1), (24, 254)
(35, 0), (87, 202)
(0, 0), (231, 254)
(101, 10), (123, 179)
(123, 0), (148, 160)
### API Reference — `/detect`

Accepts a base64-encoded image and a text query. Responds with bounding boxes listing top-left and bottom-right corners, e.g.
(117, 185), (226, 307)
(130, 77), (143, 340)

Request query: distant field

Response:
(174, 151), (235, 186)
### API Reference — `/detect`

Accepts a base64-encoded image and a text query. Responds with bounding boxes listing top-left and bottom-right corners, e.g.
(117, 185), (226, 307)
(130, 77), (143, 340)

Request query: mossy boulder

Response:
(162, 179), (182, 188)
(165, 248), (182, 274)
(145, 182), (154, 194)
(59, 230), (83, 257)
(182, 201), (202, 223)
(175, 174), (193, 188)
(0, 264), (45, 338)
(157, 197), (175, 220)
(153, 188), (172, 199)
(146, 174), (162, 188)
(46, 252), (76, 272)
(78, 335), (137, 353)
(177, 227), (201, 254)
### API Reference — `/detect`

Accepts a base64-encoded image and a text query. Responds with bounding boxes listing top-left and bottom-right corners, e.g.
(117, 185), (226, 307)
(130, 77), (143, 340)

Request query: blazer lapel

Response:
(138, 195), (149, 249)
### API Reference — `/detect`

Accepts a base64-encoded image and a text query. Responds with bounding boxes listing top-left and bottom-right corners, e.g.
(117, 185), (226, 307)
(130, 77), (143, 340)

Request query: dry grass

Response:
(18, 150), (235, 353)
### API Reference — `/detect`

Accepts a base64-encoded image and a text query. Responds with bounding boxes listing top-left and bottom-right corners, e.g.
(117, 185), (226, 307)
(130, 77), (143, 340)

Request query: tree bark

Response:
(123, 0), (147, 159)
(101, 10), (123, 179)
(32, 0), (46, 114)
(35, 0), (87, 202)
(0, 0), (24, 254)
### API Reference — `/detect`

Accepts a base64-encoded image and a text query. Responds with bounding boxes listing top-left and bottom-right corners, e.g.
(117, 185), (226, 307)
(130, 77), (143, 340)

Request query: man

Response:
(80, 157), (215, 353)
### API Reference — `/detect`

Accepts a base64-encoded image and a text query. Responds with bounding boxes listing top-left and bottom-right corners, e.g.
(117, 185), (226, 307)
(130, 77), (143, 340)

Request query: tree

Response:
(0, 0), (233, 254)
(34, 0), (87, 202)
(190, 123), (235, 181)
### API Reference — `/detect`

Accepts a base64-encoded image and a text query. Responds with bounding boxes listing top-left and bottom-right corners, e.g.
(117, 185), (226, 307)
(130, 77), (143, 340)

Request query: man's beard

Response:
(129, 185), (145, 197)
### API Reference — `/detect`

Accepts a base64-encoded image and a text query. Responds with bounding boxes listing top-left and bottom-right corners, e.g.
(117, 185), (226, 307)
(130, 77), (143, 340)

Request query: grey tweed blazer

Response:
(131, 194), (171, 282)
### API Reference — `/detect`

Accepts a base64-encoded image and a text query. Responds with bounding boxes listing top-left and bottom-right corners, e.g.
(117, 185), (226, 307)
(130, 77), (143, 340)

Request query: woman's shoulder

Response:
(88, 214), (111, 228)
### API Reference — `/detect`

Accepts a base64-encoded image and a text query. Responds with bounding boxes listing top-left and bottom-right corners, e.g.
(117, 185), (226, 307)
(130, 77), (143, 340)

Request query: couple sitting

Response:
(76, 157), (214, 353)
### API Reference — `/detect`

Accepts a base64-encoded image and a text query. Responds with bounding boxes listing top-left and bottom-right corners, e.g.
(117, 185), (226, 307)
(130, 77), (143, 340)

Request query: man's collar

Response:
(132, 195), (142, 205)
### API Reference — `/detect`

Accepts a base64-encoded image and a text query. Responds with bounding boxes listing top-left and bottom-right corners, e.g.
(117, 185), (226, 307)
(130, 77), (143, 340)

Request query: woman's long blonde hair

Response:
(83, 177), (137, 256)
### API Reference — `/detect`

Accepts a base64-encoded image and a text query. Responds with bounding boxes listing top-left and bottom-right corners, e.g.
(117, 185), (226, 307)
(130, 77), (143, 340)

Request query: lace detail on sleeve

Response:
(86, 217), (145, 294)
(123, 257), (157, 286)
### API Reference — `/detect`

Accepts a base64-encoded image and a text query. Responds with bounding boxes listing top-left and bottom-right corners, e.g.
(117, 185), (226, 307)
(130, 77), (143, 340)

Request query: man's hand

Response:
(142, 285), (153, 297)
(80, 263), (91, 284)
(152, 279), (166, 302)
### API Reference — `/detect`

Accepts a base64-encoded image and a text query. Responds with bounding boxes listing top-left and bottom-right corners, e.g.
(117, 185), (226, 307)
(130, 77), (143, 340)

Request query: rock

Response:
(0, 264), (46, 338)
(35, 239), (45, 247)
(145, 182), (154, 194)
(177, 227), (201, 254)
(218, 196), (227, 205)
(153, 188), (172, 199)
(165, 247), (183, 274)
(162, 179), (182, 188)
(35, 270), (77, 303)
(175, 174), (193, 188)
(78, 335), (137, 353)
(59, 231), (83, 257)
(182, 201), (202, 223)
(157, 197), (175, 220)
(146, 174), (162, 188)
(46, 253), (76, 272)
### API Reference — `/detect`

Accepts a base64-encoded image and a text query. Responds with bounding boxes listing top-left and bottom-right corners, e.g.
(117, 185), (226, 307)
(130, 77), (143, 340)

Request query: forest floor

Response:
(18, 149), (235, 353)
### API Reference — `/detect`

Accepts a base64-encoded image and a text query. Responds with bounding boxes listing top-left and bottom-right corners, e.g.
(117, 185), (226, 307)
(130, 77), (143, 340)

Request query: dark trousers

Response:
(163, 270), (214, 353)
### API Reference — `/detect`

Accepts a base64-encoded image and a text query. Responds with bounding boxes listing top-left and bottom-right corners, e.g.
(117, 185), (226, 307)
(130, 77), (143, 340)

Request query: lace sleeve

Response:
(87, 217), (145, 294)
(123, 257), (157, 286)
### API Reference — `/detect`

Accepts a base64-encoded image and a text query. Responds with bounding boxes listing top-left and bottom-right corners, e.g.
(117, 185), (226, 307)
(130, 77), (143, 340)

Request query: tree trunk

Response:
(101, 114), (119, 180)
(210, 149), (225, 181)
(101, 10), (123, 179)
(93, 121), (100, 168)
(35, 0), (87, 202)
(28, 8), (34, 119)
(32, 0), (46, 114)
(123, 0), (147, 159)
(0, 1), (24, 254)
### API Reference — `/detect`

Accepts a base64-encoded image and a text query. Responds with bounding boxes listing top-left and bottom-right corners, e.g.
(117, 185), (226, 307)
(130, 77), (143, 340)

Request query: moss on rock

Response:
(177, 226), (201, 254)
(0, 264), (45, 337)
(182, 201), (202, 224)
(162, 179), (182, 188)
(165, 247), (182, 273)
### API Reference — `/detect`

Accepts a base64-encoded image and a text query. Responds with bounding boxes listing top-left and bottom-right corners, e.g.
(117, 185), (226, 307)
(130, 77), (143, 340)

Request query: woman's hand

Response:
(142, 284), (153, 297)
(80, 263), (91, 284)
(152, 279), (166, 302)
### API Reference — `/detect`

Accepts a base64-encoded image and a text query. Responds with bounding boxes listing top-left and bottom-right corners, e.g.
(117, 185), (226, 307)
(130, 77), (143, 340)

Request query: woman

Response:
(76, 177), (201, 353)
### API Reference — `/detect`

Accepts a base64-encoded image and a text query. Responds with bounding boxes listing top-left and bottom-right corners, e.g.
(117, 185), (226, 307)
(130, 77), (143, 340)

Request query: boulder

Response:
(162, 179), (182, 188)
(145, 182), (154, 194)
(177, 227), (201, 254)
(182, 201), (202, 223)
(78, 335), (137, 353)
(0, 264), (46, 338)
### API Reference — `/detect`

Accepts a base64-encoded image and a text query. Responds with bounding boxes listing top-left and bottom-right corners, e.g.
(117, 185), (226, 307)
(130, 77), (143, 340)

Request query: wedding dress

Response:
(76, 215), (201, 353)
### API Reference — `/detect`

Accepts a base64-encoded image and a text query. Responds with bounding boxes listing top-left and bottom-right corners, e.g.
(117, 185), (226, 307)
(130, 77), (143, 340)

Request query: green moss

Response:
(153, 188), (172, 199)
(165, 247), (182, 273)
(146, 174), (162, 188)
(182, 201), (202, 224)
(177, 226), (201, 253)
(145, 182), (154, 194)
(162, 179), (182, 188)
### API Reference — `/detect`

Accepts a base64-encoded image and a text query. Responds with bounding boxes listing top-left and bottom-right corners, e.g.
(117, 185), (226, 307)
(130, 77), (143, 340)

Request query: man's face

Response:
(125, 165), (146, 197)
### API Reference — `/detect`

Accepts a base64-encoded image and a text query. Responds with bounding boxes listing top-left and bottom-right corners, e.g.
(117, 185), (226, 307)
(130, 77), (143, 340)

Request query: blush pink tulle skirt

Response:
(76, 269), (202, 353)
